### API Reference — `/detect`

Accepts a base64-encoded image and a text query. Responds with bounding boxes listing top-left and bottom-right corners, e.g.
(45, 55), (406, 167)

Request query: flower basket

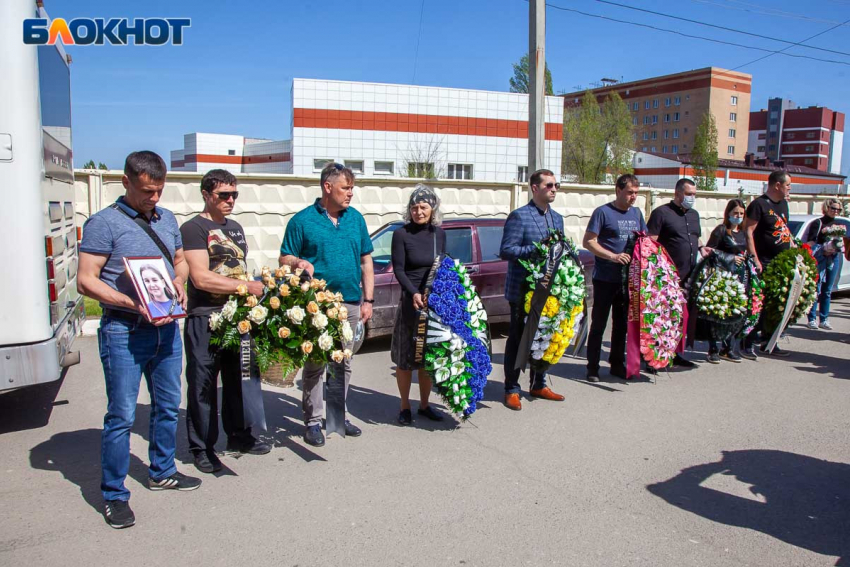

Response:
(260, 359), (300, 388)
(517, 231), (586, 373)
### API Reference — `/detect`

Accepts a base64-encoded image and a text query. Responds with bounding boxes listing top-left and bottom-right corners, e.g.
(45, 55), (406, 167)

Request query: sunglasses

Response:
(537, 182), (561, 190)
(828, 207), (842, 212)
(212, 191), (239, 201)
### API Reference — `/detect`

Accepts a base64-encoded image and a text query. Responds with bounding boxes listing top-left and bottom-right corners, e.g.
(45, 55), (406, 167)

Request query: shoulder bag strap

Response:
(111, 203), (174, 267)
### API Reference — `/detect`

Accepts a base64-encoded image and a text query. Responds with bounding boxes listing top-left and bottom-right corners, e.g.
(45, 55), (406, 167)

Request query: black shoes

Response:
(673, 354), (697, 368)
(304, 424), (325, 447)
(610, 365), (627, 379)
(148, 471), (202, 491)
(586, 372), (600, 383)
(103, 500), (135, 529)
(706, 352), (721, 364)
(193, 451), (222, 474)
(226, 437), (272, 455)
(417, 406), (444, 421)
(761, 344), (790, 357)
(398, 409), (412, 426)
(740, 346), (758, 361)
(719, 349), (742, 363)
(344, 420), (362, 437)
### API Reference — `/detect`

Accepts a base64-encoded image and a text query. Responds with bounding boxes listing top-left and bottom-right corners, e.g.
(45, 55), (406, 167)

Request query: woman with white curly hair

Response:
(390, 184), (446, 425)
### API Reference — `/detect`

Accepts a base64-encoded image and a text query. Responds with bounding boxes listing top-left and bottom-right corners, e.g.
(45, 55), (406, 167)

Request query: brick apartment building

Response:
(560, 67), (752, 161)
(747, 98), (845, 174)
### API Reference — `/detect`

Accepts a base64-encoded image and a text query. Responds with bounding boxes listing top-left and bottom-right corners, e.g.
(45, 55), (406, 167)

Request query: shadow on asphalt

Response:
(0, 369), (69, 435)
(648, 450), (850, 566)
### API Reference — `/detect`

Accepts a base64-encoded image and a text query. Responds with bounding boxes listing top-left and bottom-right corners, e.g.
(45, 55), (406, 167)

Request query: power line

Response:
(687, 0), (849, 26)
(589, 0), (850, 57)
(541, 1), (850, 66)
(411, 0), (426, 84)
(732, 18), (850, 70)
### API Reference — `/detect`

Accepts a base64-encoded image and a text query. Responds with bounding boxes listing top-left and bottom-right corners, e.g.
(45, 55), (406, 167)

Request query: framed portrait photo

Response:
(123, 256), (186, 321)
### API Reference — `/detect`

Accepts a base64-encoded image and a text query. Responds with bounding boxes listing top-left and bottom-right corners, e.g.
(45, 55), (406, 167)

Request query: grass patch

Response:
(83, 296), (102, 318)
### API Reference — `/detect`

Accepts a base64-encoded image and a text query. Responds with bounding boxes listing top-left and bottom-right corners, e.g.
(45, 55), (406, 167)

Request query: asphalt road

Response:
(1, 300), (849, 567)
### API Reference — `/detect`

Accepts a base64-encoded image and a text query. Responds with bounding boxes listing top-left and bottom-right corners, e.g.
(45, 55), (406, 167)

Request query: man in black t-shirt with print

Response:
(743, 170), (795, 358)
(181, 169), (270, 474)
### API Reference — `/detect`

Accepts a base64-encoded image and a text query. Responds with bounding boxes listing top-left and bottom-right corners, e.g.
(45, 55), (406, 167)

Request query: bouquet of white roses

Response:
(696, 269), (748, 320)
(822, 224), (846, 256)
(209, 265), (352, 374)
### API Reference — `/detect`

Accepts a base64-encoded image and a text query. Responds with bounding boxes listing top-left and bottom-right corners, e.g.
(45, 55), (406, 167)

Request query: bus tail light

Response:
(45, 235), (54, 257)
(46, 258), (55, 280)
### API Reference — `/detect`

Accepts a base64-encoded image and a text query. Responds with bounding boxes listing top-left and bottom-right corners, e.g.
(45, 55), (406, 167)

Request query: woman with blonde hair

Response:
(805, 198), (845, 330)
(390, 185), (446, 425)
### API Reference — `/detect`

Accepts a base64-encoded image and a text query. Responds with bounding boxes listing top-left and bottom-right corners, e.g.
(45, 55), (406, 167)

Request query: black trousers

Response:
(503, 301), (547, 394)
(586, 279), (628, 374)
(184, 314), (252, 455)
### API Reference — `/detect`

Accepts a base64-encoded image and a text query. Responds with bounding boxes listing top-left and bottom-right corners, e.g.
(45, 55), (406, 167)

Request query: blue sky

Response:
(47, 0), (850, 176)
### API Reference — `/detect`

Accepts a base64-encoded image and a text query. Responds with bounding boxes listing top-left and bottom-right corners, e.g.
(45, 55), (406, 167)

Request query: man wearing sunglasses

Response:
(499, 169), (567, 411)
(181, 169), (271, 475)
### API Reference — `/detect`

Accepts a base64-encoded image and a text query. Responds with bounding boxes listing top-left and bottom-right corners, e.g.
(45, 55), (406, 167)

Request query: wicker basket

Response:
(260, 361), (299, 388)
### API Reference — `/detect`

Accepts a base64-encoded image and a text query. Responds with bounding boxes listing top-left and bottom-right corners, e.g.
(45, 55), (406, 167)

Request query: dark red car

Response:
(365, 218), (595, 340)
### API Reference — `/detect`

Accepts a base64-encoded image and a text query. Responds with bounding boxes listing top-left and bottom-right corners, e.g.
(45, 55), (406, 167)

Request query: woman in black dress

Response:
(390, 185), (446, 426)
(704, 199), (748, 363)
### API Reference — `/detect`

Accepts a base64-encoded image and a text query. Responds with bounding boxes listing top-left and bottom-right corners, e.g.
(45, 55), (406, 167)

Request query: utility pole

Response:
(528, 0), (546, 174)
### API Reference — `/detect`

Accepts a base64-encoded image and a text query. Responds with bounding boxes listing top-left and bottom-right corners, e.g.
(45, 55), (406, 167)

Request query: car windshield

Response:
(371, 224), (402, 273)
(787, 221), (804, 238)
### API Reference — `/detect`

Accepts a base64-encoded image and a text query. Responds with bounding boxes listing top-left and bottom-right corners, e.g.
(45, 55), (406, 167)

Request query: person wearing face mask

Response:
(646, 178), (709, 369)
(390, 185), (447, 425)
(499, 169), (567, 410)
(804, 198), (844, 331)
(704, 199), (748, 363)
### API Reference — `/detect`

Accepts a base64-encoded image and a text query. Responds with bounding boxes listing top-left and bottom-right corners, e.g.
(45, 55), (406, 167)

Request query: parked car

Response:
(363, 218), (595, 344)
(787, 214), (850, 291)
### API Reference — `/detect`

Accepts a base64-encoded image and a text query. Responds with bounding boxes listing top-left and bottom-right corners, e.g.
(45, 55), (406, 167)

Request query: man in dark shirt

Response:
(583, 174), (648, 382)
(743, 170), (795, 357)
(181, 169), (271, 474)
(499, 169), (566, 411)
(647, 177), (708, 369)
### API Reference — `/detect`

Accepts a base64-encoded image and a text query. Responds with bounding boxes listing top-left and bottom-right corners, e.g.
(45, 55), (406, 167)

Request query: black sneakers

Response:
(344, 420), (362, 437)
(706, 352), (721, 364)
(193, 451), (222, 474)
(148, 471), (202, 491)
(103, 500), (135, 529)
(304, 424), (325, 447)
(719, 349), (742, 363)
(740, 346), (758, 361)
(226, 438), (272, 455)
(761, 344), (790, 357)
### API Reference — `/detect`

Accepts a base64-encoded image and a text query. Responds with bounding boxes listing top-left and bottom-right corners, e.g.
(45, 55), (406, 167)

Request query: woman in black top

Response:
(704, 199), (748, 363)
(804, 198), (844, 330)
(390, 185), (447, 426)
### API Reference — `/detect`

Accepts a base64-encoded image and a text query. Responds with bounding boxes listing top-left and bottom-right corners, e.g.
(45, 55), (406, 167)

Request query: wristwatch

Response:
(363, 299), (374, 304)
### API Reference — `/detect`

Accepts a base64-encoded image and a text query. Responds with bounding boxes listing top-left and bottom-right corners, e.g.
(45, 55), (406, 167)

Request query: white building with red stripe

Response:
(171, 79), (564, 182)
(632, 151), (847, 194)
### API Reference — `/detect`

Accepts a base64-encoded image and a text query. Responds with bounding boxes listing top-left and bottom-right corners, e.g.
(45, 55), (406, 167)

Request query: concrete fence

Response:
(75, 170), (835, 272)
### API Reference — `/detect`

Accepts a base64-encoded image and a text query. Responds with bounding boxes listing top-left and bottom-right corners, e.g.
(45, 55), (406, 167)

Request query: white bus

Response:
(0, 0), (84, 391)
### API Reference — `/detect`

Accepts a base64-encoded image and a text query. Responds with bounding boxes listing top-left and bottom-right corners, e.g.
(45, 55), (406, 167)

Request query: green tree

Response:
(509, 54), (553, 96)
(561, 91), (634, 184)
(98, 162), (108, 170)
(692, 112), (719, 191)
(82, 159), (96, 169)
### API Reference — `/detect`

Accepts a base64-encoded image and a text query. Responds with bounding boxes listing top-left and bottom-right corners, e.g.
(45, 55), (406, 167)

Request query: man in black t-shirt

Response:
(743, 170), (795, 358)
(181, 169), (270, 474)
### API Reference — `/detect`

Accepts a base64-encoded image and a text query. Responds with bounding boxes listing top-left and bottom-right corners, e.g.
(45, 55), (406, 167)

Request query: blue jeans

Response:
(808, 256), (841, 323)
(98, 315), (183, 501)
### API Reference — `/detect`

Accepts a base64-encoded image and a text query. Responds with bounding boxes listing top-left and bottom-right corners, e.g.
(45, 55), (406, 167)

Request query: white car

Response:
(787, 215), (849, 292)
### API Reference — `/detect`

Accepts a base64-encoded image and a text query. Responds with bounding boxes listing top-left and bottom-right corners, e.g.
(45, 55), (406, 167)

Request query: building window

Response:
(643, 116), (650, 125)
(757, 145), (765, 152)
(644, 101), (650, 110)
(768, 144), (776, 151)
(805, 145), (815, 152)
(686, 95), (690, 101)
(447, 163), (473, 180)
(770, 118), (778, 125)
(653, 99), (659, 108)
(769, 131), (777, 138)
(730, 112), (737, 122)
(408, 162), (434, 178)
(642, 146), (648, 151)
(673, 112), (680, 122)
(517, 166), (528, 182)
(731, 96), (738, 105)
(804, 158), (813, 165)
(665, 97), (671, 107)
(228, 149), (236, 156)
(674, 96), (681, 105)
(673, 129), (679, 139)
(651, 146), (657, 152)
(758, 133), (766, 140)
(663, 130), (669, 139)
(786, 132), (795, 139)
(374, 160), (394, 175)
(662, 145), (668, 153)
(651, 131), (658, 140)
(642, 132), (649, 141)
(664, 114), (670, 123)
(344, 160), (364, 174)
(652, 115), (658, 124)
(632, 102), (639, 111)
(632, 116), (638, 126)
(727, 145), (735, 155)
(806, 132), (816, 139)
(729, 129), (736, 138)
(671, 145), (678, 153)
(313, 158), (334, 171)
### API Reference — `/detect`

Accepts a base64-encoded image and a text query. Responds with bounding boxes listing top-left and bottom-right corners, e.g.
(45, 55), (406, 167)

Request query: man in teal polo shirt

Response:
(279, 163), (374, 447)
